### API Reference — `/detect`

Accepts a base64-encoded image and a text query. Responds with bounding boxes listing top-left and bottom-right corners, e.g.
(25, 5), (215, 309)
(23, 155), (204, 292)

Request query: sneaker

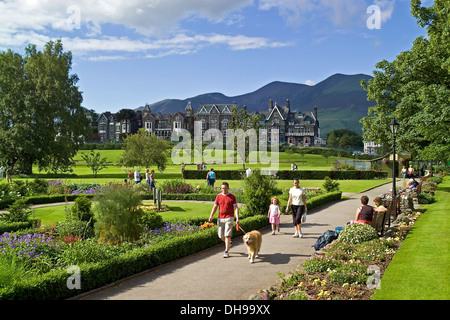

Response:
(293, 233), (299, 238)
(299, 232), (304, 238)
(223, 251), (229, 258)
(302, 212), (307, 223)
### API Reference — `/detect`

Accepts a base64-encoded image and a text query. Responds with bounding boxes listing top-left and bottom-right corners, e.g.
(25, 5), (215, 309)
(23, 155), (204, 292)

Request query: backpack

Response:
(312, 230), (338, 251)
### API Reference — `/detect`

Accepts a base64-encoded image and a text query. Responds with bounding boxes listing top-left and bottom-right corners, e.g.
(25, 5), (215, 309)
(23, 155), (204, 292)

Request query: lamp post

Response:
(390, 118), (400, 220)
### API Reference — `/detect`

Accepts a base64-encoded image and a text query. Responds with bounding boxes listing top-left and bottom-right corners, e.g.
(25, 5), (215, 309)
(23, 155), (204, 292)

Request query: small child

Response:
(268, 197), (281, 235)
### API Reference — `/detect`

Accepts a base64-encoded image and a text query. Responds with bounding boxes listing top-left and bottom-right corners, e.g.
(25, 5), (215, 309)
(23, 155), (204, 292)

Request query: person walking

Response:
(206, 168), (216, 187)
(209, 182), (239, 258)
(145, 169), (151, 188)
(285, 178), (307, 238)
(149, 170), (156, 191)
(5, 166), (12, 184)
(268, 196), (281, 235)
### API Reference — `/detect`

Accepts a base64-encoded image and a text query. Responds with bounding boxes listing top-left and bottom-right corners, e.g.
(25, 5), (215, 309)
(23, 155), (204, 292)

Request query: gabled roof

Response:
(195, 104), (236, 115)
(169, 112), (185, 121)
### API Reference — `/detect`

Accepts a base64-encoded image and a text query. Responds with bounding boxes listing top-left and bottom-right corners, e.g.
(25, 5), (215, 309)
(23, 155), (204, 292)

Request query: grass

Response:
(32, 201), (215, 226)
(371, 176), (450, 300)
(36, 149), (343, 176)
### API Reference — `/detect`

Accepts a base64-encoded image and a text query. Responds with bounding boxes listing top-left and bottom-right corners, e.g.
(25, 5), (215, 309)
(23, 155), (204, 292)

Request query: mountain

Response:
(138, 73), (375, 138)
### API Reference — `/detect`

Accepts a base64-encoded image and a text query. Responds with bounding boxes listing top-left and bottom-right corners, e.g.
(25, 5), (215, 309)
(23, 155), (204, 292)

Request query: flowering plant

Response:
(199, 221), (214, 230)
(337, 223), (378, 245)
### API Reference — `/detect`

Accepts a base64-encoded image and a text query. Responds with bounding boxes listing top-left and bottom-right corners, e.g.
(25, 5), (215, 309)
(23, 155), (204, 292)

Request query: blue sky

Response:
(0, 0), (430, 114)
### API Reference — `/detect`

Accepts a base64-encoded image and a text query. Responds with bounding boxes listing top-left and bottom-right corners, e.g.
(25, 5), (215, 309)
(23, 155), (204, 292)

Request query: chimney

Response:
(314, 106), (318, 119)
(269, 99), (273, 111)
(286, 99), (290, 111)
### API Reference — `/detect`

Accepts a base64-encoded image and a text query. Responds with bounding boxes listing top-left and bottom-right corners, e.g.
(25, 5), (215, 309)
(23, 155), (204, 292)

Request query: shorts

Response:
(291, 205), (305, 226)
(217, 216), (234, 239)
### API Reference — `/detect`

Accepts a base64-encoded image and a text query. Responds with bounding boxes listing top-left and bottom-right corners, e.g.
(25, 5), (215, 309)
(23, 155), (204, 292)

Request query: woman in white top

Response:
(285, 178), (307, 238)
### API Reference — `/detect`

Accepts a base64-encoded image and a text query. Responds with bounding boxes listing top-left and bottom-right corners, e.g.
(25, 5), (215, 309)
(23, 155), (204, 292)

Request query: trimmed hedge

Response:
(306, 191), (342, 210)
(0, 194), (95, 210)
(182, 170), (387, 180)
(0, 215), (269, 300)
(143, 193), (217, 202)
(0, 220), (36, 234)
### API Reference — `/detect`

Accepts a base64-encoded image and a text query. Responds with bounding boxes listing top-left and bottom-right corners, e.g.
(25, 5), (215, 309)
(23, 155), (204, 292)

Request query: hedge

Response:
(0, 221), (36, 234)
(0, 194), (95, 210)
(306, 191), (342, 210)
(182, 170), (387, 180)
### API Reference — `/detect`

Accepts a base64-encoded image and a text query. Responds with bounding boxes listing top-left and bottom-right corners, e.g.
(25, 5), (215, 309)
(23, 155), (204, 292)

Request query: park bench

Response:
(372, 198), (396, 237)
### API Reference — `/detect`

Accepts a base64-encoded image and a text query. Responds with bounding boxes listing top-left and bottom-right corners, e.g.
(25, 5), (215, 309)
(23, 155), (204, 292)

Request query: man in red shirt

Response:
(209, 182), (239, 258)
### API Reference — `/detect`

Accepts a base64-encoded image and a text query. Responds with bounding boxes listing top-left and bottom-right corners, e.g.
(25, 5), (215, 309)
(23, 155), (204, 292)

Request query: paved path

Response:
(73, 183), (392, 300)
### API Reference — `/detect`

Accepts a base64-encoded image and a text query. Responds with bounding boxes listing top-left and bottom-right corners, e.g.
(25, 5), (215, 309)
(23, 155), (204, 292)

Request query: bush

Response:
(1, 199), (32, 223)
(139, 211), (164, 230)
(93, 184), (145, 244)
(71, 195), (95, 227)
(56, 220), (95, 239)
(159, 179), (194, 194)
(323, 176), (340, 192)
(337, 223), (378, 245)
(418, 193), (435, 204)
(241, 169), (280, 217)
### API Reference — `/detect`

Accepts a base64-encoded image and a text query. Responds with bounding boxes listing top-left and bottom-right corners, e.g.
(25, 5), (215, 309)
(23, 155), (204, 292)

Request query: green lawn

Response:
(32, 201), (214, 226)
(372, 176), (450, 300)
(35, 149), (341, 176)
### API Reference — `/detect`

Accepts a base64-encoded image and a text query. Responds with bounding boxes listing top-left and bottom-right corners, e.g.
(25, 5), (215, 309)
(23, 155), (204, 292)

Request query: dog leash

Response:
(236, 221), (246, 234)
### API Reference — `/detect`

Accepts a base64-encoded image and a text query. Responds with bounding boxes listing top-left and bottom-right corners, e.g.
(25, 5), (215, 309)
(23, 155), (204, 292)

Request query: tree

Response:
(361, 0), (449, 162)
(0, 40), (90, 174)
(326, 129), (363, 150)
(116, 108), (138, 139)
(241, 169), (279, 217)
(81, 150), (109, 177)
(122, 128), (170, 171)
(228, 106), (261, 170)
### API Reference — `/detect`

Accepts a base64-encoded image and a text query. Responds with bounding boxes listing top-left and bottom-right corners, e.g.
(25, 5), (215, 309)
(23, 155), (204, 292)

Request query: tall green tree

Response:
(122, 128), (170, 171)
(228, 105), (261, 170)
(361, 0), (449, 162)
(0, 40), (90, 174)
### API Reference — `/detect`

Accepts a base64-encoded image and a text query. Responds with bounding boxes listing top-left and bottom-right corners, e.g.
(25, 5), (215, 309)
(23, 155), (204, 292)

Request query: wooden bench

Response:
(372, 200), (394, 236)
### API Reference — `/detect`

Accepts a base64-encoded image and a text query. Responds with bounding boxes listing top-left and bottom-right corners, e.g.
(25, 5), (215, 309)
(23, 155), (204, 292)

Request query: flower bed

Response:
(258, 208), (424, 300)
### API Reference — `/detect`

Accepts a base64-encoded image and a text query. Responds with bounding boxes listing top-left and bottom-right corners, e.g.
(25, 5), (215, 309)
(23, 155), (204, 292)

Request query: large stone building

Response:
(97, 100), (324, 146)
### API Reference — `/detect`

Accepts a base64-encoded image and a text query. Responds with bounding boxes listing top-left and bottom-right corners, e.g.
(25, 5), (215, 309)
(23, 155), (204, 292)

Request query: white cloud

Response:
(258, 0), (396, 29)
(305, 80), (316, 86)
(0, 0), (292, 58)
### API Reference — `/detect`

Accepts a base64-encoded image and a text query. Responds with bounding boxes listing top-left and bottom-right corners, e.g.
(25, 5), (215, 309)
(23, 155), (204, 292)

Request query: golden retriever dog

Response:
(243, 230), (262, 263)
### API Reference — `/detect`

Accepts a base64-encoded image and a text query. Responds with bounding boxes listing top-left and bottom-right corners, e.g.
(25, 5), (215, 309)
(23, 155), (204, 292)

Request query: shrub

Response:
(27, 179), (49, 195)
(418, 193), (435, 204)
(1, 199), (32, 223)
(323, 176), (340, 192)
(56, 220), (95, 239)
(241, 169), (280, 217)
(337, 223), (378, 245)
(159, 179), (194, 194)
(71, 195), (95, 226)
(139, 211), (164, 230)
(93, 184), (145, 244)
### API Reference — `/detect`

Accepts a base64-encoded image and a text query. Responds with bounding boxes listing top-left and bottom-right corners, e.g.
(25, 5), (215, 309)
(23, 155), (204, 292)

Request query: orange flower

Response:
(199, 221), (215, 230)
